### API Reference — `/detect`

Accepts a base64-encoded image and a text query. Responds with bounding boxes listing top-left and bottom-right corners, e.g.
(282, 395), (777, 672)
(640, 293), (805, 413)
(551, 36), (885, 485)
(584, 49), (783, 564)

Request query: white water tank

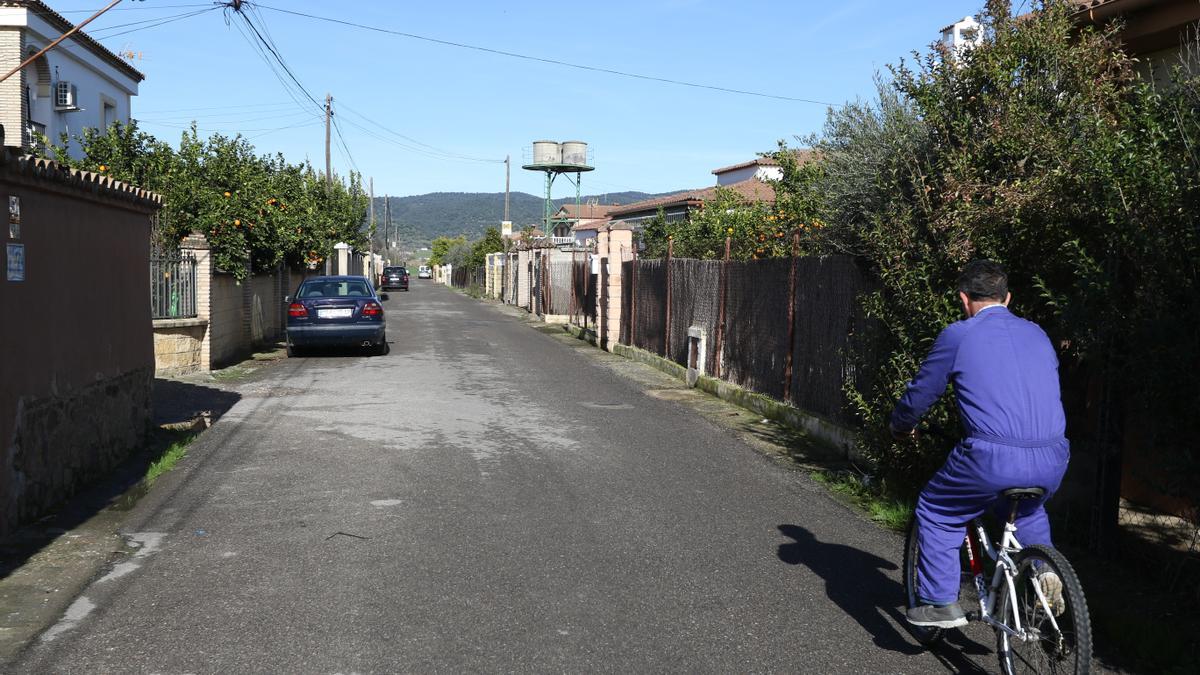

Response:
(560, 140), (588, 167)
(532, 140), (561, 165)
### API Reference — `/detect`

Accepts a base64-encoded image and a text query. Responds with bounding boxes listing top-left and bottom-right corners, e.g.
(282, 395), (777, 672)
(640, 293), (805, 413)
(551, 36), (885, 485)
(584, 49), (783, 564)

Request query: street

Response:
(15, 283), (996, 673)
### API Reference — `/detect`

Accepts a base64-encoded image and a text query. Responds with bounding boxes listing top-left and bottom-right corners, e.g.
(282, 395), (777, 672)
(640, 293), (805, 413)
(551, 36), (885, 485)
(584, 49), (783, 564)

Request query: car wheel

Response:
(287, 343), (304, 358)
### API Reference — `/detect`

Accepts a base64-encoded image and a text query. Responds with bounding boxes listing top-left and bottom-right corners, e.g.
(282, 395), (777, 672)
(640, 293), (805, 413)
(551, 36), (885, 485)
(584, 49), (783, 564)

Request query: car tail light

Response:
(288, 302), (308, 318)
(362, 301), (382, 318)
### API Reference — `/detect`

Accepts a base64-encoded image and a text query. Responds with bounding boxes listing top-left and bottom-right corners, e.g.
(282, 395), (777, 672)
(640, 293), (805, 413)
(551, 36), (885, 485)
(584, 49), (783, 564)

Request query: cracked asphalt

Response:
(10, 282), (1013, 673)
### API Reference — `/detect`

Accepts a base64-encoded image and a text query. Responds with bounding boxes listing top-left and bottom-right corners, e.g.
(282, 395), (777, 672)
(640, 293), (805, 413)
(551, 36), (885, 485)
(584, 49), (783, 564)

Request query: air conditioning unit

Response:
(54, 81), (79, 111)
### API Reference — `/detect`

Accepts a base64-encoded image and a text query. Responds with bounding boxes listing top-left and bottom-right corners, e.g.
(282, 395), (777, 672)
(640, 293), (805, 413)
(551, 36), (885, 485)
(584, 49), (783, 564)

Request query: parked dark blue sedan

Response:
(286, 276), (387, 356)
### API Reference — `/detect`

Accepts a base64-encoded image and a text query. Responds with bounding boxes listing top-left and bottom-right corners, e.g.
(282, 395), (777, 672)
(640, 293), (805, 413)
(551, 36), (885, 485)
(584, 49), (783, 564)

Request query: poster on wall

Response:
(8, 195), (19, 239)
(7, 243), (24, 281)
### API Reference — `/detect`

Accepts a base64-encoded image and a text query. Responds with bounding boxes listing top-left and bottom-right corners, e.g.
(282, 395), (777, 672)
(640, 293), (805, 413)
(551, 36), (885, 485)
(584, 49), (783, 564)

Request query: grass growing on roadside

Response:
(145, 433), (195, 484)
(810, 470), (913, 531)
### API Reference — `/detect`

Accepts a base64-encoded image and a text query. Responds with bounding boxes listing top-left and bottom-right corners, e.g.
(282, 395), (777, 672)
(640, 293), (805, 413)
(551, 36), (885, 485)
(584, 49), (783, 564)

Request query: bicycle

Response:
(903, 487), (1093, 673)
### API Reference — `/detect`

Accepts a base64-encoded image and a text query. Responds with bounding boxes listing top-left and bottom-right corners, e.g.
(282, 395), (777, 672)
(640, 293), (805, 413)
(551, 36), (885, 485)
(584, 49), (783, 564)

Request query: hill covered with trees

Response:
(369, 190), (673, 249)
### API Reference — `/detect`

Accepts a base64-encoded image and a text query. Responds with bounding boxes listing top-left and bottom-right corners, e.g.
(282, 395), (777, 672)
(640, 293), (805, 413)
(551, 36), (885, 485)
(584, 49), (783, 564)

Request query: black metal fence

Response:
(150, 252), (197, 319)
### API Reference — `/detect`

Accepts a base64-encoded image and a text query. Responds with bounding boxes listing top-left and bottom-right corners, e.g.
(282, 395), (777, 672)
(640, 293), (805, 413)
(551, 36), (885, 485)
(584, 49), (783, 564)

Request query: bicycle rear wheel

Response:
(995, 544), (1092, 674)
(903, 520), (944, 646)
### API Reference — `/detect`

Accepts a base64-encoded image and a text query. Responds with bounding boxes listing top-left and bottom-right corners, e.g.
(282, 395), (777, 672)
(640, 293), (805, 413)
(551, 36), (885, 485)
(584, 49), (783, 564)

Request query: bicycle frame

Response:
(963, 518), (1064, 641)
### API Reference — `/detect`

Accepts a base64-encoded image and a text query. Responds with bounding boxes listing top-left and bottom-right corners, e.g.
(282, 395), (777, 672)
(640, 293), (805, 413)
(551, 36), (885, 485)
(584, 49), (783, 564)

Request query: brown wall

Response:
(0, 153), (160, 535)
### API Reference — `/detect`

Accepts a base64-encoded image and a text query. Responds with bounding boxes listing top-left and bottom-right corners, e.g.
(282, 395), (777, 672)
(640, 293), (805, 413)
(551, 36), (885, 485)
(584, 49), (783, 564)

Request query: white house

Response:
(711, 157), (785, 186)
(0, 0), (143, 154)
(939, 15), (983, 53)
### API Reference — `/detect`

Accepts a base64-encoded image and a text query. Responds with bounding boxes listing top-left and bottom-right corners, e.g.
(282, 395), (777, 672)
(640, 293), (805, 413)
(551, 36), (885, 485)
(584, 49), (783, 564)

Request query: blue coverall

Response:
(891, 305), (1070, 605)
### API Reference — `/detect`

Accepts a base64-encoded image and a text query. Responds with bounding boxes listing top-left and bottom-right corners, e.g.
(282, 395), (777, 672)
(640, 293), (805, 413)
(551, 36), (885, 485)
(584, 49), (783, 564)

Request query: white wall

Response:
(1, 8), (139, 155)
(715, 164), (782, 186)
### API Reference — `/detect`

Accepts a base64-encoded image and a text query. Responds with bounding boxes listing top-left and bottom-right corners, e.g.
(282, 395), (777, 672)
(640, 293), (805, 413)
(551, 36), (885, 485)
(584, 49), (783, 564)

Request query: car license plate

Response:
(317, 308), (353, 318)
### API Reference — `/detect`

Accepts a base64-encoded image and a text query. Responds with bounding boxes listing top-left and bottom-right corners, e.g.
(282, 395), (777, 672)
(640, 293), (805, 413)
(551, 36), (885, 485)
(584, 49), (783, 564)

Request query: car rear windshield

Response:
(384, 267), (407, 275)
(297, 280), (373, 298)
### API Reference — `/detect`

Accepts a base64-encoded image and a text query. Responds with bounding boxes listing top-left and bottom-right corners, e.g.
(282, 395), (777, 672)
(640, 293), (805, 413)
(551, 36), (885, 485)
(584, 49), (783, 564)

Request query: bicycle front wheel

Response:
(995, 544), (1092, 674)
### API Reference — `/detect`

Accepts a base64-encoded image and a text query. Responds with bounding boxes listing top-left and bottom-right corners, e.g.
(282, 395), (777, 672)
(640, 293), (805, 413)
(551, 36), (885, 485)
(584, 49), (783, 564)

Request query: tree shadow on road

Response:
(775, 524), (992, 673)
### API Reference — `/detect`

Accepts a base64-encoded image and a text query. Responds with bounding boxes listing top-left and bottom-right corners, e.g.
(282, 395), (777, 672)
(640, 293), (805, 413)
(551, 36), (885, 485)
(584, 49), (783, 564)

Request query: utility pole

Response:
(324, 93), (332, 190)
(368, 177), (375, 273)
(504, 155), (511, 223)
(384, 194), (392, 259)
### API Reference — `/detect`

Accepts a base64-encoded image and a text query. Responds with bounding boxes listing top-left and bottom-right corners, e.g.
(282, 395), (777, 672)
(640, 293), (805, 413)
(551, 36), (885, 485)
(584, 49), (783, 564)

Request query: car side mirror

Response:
(379, 293), (389, 301)
(284, 295), (292, 303)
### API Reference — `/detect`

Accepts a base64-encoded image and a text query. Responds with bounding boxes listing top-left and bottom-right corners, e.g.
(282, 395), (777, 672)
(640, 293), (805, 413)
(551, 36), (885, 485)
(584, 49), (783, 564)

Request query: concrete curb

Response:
(562, 323), (864, 464)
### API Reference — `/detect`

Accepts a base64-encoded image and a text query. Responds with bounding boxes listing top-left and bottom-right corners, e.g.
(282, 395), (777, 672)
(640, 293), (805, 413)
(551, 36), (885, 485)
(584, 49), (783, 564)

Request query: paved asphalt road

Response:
(14, 283), (1008, 673)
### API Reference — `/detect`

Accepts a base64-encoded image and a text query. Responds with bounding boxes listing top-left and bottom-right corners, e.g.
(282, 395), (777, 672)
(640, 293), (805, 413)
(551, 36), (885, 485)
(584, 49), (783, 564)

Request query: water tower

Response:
(522, 140), (594, 237)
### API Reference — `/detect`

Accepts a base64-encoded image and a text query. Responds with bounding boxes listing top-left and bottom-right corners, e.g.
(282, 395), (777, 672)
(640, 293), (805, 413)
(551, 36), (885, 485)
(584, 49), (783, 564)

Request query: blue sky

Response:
(57, 0), (985, 199)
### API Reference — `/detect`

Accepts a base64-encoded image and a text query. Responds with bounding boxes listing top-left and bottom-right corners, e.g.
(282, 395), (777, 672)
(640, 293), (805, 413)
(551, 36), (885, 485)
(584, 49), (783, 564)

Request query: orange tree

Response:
(43, 122), (368, 279)
(638, 187), (787, 261)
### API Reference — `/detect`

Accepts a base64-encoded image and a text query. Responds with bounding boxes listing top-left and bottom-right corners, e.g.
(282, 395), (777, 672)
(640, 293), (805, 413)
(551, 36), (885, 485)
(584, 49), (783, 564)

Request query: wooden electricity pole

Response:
(384, 194), (392, 259)
(368, 177), (375, 270)
(324, 93), (332, 189)
(504, 155), (511, 223)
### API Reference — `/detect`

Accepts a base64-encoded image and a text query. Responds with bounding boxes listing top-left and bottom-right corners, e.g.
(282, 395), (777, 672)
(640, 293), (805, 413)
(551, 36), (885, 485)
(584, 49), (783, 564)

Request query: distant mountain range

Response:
(369, 190), (677, 248)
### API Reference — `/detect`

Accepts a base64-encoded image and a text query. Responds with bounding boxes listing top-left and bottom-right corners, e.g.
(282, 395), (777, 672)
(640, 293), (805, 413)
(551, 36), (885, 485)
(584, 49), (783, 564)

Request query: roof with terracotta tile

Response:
(555, 202), (618, 220)
(608, 178), (776, 218)
(711, 149), (818, 176)
(570, 218), (610, 232)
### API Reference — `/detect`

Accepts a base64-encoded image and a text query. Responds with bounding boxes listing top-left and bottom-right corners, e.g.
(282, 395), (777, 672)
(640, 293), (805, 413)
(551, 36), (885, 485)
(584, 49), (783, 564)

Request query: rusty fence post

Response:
(544, 254), (551, 316)
(664, 237), (673, 358)
(783, 231), (800, 403)
(714, 236), (731, 379)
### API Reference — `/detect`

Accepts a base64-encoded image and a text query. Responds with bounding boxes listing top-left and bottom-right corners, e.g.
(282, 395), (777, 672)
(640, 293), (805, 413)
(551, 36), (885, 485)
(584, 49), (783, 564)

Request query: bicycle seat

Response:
(1001, 487), (1045, 501)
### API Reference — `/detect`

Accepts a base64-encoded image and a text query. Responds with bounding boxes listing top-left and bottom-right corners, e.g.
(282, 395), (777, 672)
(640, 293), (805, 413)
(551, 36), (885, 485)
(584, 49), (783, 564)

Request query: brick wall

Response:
(0, 27), (26, 148)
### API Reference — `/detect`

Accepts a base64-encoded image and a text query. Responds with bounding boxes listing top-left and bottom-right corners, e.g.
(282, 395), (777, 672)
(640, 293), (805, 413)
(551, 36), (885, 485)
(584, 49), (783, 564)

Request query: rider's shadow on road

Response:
(774, 523), (991, 671)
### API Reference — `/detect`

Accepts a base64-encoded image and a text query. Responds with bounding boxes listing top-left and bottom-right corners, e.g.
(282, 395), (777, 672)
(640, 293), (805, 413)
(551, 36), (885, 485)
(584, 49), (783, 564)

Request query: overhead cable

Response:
(252, 2), (838, 106)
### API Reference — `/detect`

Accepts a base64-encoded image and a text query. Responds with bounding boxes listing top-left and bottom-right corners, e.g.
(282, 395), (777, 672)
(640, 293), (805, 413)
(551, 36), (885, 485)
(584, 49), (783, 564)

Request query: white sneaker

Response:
(1037, 571), (1065, 616)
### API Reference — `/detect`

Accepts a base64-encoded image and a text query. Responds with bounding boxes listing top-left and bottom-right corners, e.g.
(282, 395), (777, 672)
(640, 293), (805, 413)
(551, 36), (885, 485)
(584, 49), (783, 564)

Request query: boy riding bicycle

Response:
(891, 260), (1070, 628)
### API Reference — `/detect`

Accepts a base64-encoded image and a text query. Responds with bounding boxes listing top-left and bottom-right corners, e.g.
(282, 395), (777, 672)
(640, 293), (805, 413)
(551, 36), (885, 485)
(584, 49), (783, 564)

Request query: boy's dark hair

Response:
(957, 259), (1008, 301)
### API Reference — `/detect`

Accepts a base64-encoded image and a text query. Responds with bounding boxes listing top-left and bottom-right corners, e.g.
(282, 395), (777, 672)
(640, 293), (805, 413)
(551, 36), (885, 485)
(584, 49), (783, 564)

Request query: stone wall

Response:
(151, 318), (207, 376)
(5, 368), (152, 532)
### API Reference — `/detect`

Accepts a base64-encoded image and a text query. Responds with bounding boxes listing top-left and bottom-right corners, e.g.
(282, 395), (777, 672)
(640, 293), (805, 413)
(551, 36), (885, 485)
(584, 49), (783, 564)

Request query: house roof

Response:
(2, 1), (146, 82)
(556, 202), (618, 220)
(711, 149), (818, 176)
(608, 178), (776, 218)
(570, 218), (610, 232)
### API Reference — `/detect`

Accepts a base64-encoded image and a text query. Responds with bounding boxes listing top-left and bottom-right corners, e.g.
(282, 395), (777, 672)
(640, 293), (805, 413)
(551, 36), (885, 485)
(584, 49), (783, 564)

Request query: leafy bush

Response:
(779, 0), (1200, 501)
(40, 123), (368, 278)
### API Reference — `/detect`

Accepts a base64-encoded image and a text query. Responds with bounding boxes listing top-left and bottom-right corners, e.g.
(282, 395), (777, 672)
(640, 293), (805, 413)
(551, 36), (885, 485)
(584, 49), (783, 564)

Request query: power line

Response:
(136, 109), (320, 124)
(252, 2), (838, 106)
(136, 101), (297, 115)
(89, 7), (218, 40)
(334, 115), (502, 166)
(331, 114), (358, 174)
(336, 103), (502, 164)
(226, 5), (322, 111)
(137, 119), (321, 135)
(59, 3), (213, 13)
